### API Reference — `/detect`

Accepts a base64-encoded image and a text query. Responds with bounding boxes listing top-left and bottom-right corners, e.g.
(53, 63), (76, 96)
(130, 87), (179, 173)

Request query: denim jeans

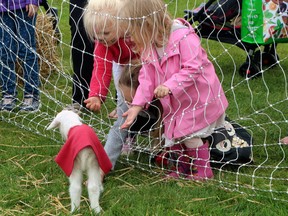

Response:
(0, 9), (39, 98)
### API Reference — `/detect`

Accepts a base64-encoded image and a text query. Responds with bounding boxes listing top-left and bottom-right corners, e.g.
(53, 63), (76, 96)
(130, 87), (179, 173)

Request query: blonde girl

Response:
(83, 0), (137, 169)
(120, 0), (229, 180)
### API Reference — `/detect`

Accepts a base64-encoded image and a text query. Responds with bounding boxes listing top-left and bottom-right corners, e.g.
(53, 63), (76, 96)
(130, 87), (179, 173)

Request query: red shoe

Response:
(154, 144), (186, 169)
(165, 154), (191, 179)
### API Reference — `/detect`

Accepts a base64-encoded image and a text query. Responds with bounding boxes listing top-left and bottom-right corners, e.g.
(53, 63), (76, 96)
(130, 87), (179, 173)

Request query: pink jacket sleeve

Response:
(132, 65), (156, 108)
(163, 32), (204, 99)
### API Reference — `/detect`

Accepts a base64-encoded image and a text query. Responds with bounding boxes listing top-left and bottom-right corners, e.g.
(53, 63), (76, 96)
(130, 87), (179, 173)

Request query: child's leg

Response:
(184, 138), (214, 180)
(16, 10), (39, 98)
(108, 62), (122, 118)
(104, 96), (128, 168)
(112, 62), (123, 100)
(0, 12), (17, 97)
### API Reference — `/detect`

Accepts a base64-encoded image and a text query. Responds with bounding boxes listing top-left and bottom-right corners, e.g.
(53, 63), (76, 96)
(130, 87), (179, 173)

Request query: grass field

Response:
(1, 0), (288, 215)
(1, 123), (288, 215)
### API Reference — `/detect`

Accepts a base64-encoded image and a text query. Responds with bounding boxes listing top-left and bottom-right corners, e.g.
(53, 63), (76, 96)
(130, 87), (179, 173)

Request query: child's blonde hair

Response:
(120, 0), (173, 54)
(83, 0), (123, 41)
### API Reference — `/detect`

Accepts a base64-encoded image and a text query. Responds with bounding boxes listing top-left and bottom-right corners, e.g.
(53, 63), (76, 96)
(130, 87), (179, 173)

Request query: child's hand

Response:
(280, 136), (288, 144)
(154, 85), (170, 98)
(121, 105), (143, 129)
(26, 4), (38, 18)
(84, 96), (101, 112)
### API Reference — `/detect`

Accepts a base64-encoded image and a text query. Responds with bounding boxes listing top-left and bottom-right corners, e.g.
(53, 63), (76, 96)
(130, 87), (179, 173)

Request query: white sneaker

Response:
(0, 95), (16, 111)
(19, 95), (40, 112)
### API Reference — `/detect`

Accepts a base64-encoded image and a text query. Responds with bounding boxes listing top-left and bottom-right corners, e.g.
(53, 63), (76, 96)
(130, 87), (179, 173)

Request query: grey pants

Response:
(104, 64), (128, 169)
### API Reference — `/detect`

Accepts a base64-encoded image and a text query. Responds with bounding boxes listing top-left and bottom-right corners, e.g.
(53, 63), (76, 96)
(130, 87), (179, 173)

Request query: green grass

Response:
(1, 124), (288, 215)
(1, 0), (288, 215)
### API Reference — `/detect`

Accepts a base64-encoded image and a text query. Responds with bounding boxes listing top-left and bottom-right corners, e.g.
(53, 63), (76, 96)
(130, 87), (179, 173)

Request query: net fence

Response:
(0, 0), (287, 203)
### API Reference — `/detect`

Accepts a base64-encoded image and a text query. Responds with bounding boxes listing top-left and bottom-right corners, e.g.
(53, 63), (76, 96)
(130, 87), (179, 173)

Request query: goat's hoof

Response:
(71, 206), (80, 213)
(93, 206), (102, 214)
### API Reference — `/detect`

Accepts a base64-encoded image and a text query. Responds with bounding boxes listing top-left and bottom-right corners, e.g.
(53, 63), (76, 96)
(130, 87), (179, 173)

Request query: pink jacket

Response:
(132, 19), (228, 140)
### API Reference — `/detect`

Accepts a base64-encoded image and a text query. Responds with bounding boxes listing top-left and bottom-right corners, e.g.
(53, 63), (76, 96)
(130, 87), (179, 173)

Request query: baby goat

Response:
(47, 110), (112, 213)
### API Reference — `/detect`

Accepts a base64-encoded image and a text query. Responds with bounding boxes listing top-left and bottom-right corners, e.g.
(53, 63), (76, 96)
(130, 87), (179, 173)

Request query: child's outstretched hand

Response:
(280, 136), (288, 145)
(84, 96), (102, 112)
(26, 4), (38, 18)
(121, 105), (143, 129)
(154, 85), (170, 98)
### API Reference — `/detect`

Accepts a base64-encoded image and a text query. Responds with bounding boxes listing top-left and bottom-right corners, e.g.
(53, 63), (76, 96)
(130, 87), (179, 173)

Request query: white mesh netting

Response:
(1, 0), (287, 203)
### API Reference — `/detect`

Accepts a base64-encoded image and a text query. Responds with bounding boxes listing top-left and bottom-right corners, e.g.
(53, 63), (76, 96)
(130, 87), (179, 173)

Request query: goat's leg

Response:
(69, 168), (83, 212)
(87, 164), (102, 213)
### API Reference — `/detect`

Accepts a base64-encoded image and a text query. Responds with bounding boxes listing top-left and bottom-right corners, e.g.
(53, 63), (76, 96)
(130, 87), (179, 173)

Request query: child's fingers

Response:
(90, 103), (101, 112)
(121, 113), (133, 129)
(120, 123), (126, 129)
(280, 137), (288, 144)
(121, 118), (133, 129)
(122, 111), (128, 118)
(84, 100), (100, 112)
(26, 5), (34, 18)
(154, 85), (170, 98)
(120, 121), (130, 129)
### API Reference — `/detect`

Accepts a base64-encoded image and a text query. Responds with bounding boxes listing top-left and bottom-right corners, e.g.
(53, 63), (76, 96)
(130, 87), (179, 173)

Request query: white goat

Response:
(47, 110), (112, 213)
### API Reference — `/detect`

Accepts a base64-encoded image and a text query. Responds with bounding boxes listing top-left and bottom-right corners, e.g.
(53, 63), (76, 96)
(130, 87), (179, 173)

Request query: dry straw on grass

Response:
(16, 13), (59, 84)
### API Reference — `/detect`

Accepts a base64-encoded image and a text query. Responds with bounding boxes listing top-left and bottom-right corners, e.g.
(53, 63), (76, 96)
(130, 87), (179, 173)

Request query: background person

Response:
(0, 0), (41, 112)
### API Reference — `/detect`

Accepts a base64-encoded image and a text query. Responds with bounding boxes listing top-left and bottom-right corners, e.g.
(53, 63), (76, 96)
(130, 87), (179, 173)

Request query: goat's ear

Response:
(47, 118), (60, 130)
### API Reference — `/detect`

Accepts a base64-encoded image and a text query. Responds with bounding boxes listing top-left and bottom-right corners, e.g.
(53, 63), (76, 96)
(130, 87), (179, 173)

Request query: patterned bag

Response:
(242, 0), (288, 44)
(207, 118), (253, 165)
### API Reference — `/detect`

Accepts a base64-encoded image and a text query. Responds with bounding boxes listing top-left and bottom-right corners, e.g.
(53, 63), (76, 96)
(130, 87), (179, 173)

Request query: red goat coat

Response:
(55, 124), (112, 176)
